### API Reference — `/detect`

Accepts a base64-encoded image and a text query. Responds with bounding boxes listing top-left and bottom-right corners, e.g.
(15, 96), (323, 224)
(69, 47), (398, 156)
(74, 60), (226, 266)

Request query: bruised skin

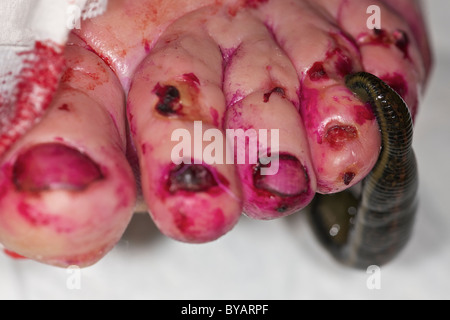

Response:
(0, 0), (431, 265)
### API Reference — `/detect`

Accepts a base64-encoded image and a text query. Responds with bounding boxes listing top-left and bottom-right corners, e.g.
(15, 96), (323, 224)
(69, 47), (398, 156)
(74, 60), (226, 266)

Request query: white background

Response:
(1, 0), (449, 300)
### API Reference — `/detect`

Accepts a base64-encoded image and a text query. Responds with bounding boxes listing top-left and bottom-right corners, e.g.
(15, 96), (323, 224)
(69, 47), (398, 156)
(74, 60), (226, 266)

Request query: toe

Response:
(328, 0), (429, 119)
(0, 43), (136, 267)
(127, 7), (243, 243)
(252, 0), (382, 193)
(208, 8), (317, 219)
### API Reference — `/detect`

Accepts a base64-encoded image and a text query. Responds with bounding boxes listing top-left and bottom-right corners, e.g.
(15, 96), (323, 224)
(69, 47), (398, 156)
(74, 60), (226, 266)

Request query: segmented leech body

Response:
(310, 72), (418, 269)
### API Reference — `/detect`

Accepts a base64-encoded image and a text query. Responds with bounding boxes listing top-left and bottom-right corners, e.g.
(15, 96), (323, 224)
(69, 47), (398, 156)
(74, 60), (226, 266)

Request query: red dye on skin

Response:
(244, 0), (269, 8)
(359, 28), (411, 60)
(354, 103), (375, 125)
(13, 143), (103, 192)
(58, 104), (70, 111)
(308, 62), (329, 81)
(173, 207), (225, 241)
(17, 201), (75, 233)
(3, 249), (27, 260)
(393, 29), (410, 59)
(0, 174), (10, 202)
(210, 107), (220, 127)
(18, 202), (52, 227)
(0, 41), (64, 156)
(143, 39), (151, 54)
(127, 111), (137, 135)
(174, 209), (194, 234)
(381, 73), (408, 99)
(182, 73), (200, 86)
(323, 47), (353, 78)
(324, 125), (358, 150)
(343, 171), (356, 185)
(369, 28), (391, 46)
(333, 49), (353, 78)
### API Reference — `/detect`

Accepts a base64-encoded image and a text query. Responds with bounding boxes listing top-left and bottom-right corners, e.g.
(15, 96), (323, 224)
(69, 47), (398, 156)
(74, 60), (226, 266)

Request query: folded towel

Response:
(0, 0), (108, 156)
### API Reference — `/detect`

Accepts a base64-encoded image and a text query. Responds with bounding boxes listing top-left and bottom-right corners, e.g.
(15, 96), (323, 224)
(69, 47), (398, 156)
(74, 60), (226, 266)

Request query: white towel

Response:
(0, 0), (108, 155)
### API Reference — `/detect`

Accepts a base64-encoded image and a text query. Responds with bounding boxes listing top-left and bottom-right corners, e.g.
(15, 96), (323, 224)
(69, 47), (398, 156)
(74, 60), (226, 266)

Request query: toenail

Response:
(253, 154), (309, 197)
(13, 143), (103, 192)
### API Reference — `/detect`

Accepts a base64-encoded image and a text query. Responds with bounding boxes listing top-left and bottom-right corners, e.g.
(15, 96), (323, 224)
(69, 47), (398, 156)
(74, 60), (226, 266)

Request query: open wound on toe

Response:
(13, 143), (103, 192)
(152, 74), (218, 124)
(167, 163), (218, 193)
(253, 153), (309, 197)
(153, 84), (182, 116)
(357, 28), (411, 60)
(307, 33), (358, 83)
(248, 153), (314, 215)
(164, 162), (231, 197)
(324, 124), (358, 151)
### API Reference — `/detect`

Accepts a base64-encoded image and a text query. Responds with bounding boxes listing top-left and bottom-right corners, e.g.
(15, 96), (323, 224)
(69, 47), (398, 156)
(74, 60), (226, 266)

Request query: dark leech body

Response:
(13, 143), (103, 192)
(309, 72), (418, 268)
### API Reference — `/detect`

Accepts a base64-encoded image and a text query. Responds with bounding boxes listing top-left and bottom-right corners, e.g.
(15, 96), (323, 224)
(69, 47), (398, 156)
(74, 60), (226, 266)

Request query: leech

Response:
(168, 163), (218, 193)
(309, 72), (418, 269)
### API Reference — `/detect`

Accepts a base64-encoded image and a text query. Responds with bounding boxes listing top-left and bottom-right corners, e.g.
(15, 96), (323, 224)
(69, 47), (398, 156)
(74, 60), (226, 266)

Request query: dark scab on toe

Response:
(167, 163), (218, 194)
(153, 83), (182, 116)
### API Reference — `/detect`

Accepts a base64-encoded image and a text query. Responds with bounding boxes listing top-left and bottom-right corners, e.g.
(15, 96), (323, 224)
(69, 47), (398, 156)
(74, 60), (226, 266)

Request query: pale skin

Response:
(0, 0), (432, 267)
